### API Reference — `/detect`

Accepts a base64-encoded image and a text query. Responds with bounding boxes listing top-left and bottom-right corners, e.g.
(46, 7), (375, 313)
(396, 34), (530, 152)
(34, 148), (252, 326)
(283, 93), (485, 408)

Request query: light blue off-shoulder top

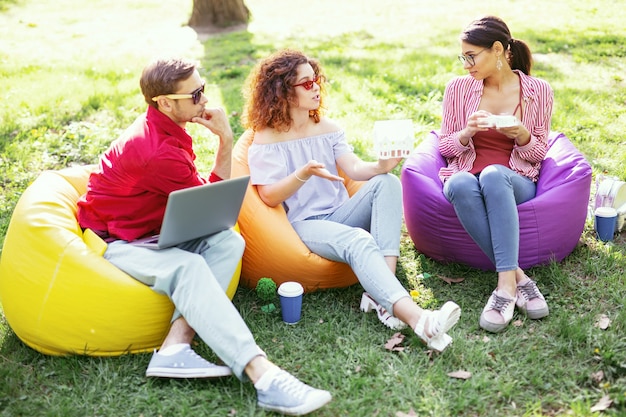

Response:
(248, 130), (353, 223)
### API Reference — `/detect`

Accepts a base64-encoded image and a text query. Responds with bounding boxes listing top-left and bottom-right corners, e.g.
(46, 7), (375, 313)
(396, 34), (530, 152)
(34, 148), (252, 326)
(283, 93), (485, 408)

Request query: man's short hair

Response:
(140, 58), (197, 108)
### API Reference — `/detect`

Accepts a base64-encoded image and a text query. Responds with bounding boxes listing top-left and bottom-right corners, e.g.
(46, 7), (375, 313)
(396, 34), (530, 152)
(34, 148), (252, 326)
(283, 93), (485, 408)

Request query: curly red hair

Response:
(242, 49), (325, 132)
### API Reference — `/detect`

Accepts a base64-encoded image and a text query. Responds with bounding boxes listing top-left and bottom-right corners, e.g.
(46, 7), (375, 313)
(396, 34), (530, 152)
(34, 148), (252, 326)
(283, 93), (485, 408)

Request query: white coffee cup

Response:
(595, 207), (618, 242)
(277, 282), (304, 324)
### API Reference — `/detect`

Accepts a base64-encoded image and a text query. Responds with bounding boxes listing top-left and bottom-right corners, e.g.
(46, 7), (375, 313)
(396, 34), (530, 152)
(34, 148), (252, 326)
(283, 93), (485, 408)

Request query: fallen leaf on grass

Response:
(385, 332), (406, 351)
(591, 370), (605, 384)
(396, 408), (417, 416)
(438, 275), (465, 284)
(595, 314), (611, 330)
(590, 395), (613, 412)
(447, 370), (472, 379)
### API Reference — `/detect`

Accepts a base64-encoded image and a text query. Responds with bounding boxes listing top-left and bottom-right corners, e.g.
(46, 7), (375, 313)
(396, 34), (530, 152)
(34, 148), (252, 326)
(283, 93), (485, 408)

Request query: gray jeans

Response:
(292, 174), (409, 316)
(105, 229), (263, 380)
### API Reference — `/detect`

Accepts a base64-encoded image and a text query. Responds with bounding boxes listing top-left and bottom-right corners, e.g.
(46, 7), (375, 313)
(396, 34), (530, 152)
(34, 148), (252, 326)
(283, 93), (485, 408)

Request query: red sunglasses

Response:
(293, 75), (322, 90)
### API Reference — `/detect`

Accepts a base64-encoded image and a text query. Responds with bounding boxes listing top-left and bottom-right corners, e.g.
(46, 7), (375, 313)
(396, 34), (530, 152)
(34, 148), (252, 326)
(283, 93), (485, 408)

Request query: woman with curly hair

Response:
(241, 49), (461, 352)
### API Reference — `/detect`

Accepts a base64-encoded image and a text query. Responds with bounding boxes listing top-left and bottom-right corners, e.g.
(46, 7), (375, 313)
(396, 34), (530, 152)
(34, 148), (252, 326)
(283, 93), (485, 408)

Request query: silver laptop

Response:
(131, 176), (250, 249)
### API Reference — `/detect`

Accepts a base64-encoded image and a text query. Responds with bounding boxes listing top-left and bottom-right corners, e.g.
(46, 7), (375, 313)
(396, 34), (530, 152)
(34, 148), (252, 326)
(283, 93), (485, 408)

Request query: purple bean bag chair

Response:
(401, 131), (592, 270)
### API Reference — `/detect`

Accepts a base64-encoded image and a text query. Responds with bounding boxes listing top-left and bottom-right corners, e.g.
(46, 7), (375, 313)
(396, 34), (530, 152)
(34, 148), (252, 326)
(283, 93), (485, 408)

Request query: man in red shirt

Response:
(77, 58), (331, 416)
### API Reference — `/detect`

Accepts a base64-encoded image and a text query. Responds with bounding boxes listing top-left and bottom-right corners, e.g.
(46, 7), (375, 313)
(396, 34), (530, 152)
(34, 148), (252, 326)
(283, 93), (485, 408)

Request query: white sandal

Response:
(414, 301), (461, 352)
(360, 292), (407, 330)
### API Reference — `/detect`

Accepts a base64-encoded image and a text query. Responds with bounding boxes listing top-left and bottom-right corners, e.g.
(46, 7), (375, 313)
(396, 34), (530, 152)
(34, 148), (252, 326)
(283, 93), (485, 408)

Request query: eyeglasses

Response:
(152, 83), (205, 105)
(293, 75), (322, 90)
(458, 48), (488, 66)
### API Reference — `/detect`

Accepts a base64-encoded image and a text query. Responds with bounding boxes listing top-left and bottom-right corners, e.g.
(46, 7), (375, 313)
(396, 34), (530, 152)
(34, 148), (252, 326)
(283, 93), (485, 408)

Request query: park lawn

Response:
(0, 0), (625, 416)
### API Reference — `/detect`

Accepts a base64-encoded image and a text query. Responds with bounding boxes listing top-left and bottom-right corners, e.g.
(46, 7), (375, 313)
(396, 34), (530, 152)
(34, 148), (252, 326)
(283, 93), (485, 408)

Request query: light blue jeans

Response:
(292, 174), (409, 315)
(104, 229), (263, 380)
(443, 164), (536, 272)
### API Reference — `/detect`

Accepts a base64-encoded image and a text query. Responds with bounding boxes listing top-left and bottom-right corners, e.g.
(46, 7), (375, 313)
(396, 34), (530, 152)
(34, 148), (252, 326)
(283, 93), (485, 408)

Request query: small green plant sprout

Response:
(417, 253), (432, 279)
(256, 277), (277, 313)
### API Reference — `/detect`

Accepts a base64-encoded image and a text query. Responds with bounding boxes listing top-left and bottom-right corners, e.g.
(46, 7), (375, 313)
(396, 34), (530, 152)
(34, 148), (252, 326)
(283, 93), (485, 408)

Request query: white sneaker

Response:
(145, 346), (232, 378)
(255, 367), (332, 415)
(516, 278), (549, 319)
(479, 289), (517, 333)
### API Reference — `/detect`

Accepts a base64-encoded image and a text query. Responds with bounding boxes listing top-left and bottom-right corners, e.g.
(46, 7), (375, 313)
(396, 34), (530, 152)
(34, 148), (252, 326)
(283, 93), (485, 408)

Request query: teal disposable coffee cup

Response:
(278, 282), (304, 324)
(595, 207), (617, 242)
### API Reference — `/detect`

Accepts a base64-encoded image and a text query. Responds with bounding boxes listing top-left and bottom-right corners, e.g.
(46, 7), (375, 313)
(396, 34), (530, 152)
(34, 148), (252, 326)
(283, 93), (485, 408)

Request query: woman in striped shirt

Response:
(438, 16), (553, 333)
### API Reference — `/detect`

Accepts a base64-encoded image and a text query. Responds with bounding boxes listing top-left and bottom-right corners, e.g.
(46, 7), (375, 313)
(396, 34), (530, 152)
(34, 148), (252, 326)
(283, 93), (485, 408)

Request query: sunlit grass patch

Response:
(0, 0), (625, 415)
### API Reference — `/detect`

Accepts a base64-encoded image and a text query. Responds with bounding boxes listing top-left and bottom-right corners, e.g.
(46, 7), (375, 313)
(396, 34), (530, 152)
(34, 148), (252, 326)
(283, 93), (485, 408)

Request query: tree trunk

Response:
(188, 0), (250, 30)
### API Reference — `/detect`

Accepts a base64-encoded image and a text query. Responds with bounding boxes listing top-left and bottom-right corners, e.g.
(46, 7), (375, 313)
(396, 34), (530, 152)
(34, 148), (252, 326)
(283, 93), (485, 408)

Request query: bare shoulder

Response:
(252, 127), (281, 145)
(314, 117), (342, 135)
(254, 118), (343, 144)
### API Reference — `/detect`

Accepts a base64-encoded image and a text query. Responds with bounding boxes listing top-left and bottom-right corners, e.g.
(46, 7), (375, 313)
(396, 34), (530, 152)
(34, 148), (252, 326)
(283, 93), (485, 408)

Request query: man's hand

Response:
(191, 107), (234, 142)
(192, 107), (233, 180)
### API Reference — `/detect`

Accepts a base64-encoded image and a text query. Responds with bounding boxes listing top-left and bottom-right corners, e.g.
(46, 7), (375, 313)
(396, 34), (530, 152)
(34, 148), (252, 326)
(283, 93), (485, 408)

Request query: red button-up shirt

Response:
(78, 106), (220, 241)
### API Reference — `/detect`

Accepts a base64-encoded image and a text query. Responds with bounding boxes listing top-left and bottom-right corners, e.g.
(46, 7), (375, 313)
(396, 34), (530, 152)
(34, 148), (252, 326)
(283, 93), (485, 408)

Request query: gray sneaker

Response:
(516, 278), (549, 319)
(256, 369), (332, 415)
(145, 346), (232, 378)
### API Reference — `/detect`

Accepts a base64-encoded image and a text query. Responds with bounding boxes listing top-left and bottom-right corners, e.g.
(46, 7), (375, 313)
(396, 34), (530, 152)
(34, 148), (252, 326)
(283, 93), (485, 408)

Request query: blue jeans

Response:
(292, 174), (409, 315)
(104, 229), (263, 380)
(443, 165), (536, 272)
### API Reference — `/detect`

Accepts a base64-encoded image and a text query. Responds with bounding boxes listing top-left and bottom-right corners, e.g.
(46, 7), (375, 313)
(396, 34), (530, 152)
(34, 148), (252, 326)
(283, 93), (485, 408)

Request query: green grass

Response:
(1, 0), (626, 416)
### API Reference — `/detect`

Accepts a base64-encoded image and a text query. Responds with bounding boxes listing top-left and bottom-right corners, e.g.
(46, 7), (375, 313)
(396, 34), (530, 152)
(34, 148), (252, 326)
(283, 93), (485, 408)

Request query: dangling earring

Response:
(496, 56), (503, 71)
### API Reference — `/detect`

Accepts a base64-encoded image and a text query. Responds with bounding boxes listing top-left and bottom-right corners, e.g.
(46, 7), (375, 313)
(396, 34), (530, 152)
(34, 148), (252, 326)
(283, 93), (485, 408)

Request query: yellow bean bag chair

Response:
(232, 129), (362, 292)
(0, 165), (240, 356)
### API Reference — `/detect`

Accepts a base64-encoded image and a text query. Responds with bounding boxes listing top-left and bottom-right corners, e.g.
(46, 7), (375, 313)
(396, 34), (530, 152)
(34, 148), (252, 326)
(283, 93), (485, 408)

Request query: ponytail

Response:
(508, 38), (533, 75)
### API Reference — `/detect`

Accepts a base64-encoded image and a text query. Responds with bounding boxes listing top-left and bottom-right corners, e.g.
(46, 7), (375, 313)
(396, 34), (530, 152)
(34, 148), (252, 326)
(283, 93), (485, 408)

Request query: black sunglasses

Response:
(151, 83), (206, 105)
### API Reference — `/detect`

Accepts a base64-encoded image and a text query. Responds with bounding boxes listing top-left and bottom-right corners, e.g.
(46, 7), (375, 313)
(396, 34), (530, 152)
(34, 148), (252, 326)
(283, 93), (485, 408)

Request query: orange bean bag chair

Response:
(232, 129), (363, 292)
(0, 165), (240, 356)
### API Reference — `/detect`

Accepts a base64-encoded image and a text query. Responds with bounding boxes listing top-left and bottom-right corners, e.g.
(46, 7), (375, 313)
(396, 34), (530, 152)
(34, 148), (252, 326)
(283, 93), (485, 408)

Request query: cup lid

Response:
(278, 281), (304, 297)
(595, 206), (618, 217)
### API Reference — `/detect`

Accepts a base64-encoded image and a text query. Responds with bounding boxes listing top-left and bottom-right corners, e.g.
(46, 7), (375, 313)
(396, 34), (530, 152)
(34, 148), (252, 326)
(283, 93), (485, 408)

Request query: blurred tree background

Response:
(188, 0), (249, 32)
